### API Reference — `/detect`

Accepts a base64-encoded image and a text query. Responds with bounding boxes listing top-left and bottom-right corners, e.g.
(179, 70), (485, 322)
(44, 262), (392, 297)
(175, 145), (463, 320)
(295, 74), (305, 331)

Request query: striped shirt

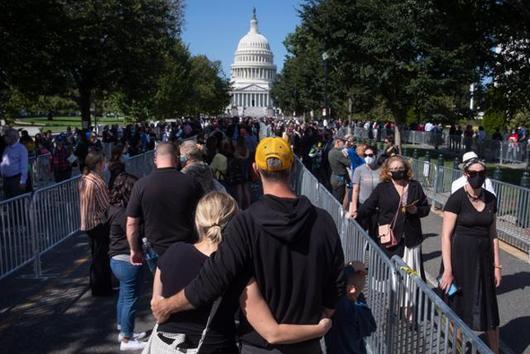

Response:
(79, 172), (110, 231)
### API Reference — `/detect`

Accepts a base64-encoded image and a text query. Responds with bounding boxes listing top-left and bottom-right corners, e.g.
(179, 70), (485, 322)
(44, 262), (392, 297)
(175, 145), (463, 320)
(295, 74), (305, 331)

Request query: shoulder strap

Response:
(391, 185), (408, 229)
(196, 297), (223, 352)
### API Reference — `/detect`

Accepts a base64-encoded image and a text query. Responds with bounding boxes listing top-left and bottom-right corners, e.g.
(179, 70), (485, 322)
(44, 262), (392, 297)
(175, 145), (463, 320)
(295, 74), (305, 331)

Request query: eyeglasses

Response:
(365, 154), (374, 157)
(467, 170), (486, 177)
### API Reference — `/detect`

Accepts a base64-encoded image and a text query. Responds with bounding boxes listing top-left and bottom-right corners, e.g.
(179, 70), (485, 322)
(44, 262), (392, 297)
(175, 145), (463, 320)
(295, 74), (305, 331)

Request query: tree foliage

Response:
(272, 0), (530, 137)
(0, 0), (230, 125)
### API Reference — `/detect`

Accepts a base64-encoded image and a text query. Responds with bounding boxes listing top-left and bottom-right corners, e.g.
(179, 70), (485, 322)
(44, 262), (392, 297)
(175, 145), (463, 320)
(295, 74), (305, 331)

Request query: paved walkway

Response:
(0, 233), (155, 353)
(420, 212), (530, 354)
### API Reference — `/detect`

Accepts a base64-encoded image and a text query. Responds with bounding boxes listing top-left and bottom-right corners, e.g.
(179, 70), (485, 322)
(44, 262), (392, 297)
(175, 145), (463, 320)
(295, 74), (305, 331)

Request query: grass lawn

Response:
(14, 116), (125, 133)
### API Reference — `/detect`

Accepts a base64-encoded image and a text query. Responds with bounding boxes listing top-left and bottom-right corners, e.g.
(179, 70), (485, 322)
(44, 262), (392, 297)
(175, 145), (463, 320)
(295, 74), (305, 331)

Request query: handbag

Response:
(378, 186), (408, 248)
(142, 297), (222, 354)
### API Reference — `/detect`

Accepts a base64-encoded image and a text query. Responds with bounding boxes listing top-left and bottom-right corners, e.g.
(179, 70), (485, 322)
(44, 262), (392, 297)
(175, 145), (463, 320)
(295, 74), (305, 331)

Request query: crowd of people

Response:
(2, 114), (505, 353)
(309, 125), (501, 353)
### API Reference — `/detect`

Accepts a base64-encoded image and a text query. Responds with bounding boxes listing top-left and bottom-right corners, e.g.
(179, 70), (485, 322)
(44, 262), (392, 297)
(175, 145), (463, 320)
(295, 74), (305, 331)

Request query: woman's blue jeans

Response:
(110, 258), (144, 337)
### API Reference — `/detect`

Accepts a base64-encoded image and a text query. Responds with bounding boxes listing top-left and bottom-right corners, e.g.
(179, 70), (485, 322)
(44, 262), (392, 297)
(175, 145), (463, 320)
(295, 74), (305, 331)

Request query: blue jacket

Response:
(325, 294), (377, 354)
(347, 148), (365, 173)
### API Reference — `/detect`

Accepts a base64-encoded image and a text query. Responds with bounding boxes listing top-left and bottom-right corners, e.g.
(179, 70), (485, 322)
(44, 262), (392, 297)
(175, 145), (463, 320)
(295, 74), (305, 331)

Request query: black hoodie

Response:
(185, 194), (345, 352)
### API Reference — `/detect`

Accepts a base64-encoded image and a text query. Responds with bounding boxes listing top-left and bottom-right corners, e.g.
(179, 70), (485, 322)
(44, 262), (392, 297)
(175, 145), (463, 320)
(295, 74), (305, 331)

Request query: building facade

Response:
(229, 9), (276, 117)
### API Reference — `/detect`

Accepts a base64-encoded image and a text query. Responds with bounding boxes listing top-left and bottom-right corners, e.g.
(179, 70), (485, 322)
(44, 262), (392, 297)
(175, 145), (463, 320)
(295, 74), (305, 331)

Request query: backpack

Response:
(225, 157), (244, 185)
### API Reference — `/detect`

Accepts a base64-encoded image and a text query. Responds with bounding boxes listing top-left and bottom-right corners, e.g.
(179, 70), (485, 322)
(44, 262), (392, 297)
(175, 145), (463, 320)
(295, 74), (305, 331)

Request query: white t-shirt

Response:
(425, 122), (434, 132)
(451, 176), (496, 196)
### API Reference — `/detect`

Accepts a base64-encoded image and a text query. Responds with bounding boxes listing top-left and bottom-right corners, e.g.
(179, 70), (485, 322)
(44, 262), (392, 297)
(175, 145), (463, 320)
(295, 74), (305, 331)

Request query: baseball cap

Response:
(255, 137), (294, 172)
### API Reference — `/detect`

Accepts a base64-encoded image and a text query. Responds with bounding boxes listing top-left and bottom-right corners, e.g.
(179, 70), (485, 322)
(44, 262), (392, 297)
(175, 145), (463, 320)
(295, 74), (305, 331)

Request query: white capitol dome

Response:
(229, 9), (276, 117)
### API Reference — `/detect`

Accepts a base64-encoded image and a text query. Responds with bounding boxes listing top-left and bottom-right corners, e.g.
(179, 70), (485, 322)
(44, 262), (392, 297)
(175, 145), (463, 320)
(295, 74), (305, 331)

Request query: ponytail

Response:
(195, 192), (238, 244)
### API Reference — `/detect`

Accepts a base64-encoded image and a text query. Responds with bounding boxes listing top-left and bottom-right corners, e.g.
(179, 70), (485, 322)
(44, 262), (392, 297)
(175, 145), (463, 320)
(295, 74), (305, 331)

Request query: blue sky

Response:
(181, 0), (302, 77)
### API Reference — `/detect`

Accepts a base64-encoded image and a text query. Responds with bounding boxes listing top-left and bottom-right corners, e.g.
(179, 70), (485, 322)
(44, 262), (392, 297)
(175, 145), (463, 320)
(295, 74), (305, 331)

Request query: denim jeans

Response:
(110, 258), (145, 337)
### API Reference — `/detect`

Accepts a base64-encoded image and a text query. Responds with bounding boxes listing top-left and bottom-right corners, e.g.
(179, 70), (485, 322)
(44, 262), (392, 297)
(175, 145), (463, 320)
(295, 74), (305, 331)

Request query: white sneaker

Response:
(118, 332), (146, 343)
(120, 339), (146, 351)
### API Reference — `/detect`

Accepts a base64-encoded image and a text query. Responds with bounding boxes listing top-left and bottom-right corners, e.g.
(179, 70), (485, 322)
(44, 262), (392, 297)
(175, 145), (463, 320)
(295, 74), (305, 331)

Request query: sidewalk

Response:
(0, 232), (155, 353)
(420, 212), (530, 354)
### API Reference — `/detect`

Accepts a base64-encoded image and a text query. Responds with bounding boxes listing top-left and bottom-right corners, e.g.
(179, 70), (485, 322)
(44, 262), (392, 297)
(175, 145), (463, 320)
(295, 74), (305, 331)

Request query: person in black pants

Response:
(79, 151), (112, 296)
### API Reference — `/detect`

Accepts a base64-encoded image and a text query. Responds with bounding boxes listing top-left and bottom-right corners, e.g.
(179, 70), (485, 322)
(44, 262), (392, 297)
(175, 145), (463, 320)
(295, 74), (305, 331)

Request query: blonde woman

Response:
(357, 156), (430, 272)
(79, 151), (111, 296)
(147, 192), (330, 354)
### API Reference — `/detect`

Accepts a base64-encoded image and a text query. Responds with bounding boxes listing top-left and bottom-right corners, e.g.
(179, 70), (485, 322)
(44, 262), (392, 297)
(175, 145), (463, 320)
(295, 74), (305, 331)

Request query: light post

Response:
(322, 52), (329, 118)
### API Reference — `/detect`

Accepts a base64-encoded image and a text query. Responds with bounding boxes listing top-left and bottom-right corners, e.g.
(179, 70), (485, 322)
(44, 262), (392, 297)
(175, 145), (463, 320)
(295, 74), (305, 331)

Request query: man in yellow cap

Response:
(153, 137), (345, 354)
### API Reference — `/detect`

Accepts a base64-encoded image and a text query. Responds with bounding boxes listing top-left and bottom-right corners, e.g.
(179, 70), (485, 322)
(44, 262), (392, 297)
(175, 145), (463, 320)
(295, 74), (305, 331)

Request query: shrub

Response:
(483, 110), (506, 136)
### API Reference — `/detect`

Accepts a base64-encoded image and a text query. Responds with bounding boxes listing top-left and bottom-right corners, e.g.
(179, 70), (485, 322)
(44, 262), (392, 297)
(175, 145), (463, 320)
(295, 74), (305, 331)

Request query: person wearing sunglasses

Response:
(440, 158), (501, 353)
(450, 151), (495, 195)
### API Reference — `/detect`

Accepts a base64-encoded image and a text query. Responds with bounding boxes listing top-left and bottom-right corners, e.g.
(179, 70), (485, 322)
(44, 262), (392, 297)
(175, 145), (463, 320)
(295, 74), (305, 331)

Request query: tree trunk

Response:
(79, 85), (91, 129)
(348, 97), (353, 122)
(394, 123), (402, 149)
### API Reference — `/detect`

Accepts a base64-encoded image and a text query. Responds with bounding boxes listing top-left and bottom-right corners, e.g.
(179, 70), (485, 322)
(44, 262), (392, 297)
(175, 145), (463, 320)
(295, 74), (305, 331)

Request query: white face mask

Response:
(364, 156), (375, 165)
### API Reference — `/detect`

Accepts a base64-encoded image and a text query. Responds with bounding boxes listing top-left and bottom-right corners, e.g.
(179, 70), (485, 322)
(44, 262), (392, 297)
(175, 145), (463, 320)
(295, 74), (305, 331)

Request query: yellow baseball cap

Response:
(255, 137), (294, 172)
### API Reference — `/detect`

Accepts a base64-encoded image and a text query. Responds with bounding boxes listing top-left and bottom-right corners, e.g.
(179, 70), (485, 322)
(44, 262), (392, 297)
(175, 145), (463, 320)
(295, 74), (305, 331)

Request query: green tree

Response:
(493, 1), (530, 114)
(299, 0), (493, 143)
(0, 0), (184, 126)
(186, 56), (230, 117)
(483, 110), (506, 136)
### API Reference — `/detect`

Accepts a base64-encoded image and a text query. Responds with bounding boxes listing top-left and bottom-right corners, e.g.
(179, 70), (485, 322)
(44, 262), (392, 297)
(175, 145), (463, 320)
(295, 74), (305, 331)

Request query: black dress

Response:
(443, 187), (499, 331)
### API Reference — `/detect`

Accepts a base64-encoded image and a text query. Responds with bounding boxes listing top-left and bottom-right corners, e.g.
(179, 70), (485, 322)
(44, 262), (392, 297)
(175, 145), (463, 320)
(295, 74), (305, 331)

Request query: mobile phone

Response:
(437, 276), (459, 297)
(405, 199), (419, 208)
(447, 283), (458, 297)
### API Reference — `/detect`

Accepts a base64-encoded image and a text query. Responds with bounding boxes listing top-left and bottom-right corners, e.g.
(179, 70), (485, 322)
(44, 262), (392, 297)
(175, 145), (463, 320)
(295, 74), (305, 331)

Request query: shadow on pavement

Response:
(422, 233), (439, 239)
(496, 271), (530, 296)
(423, 250), (442, 263)
(0, 233), (155, 353)
(500, 316), (530, 354)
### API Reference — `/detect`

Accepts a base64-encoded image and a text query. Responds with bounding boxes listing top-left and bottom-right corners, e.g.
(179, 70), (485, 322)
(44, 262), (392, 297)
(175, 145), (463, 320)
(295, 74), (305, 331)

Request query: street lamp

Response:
(322, 52), (329, 118)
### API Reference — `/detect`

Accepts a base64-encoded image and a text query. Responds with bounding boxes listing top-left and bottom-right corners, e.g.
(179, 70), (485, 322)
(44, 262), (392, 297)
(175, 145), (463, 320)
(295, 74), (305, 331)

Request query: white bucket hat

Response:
(459, 151), (485, 170)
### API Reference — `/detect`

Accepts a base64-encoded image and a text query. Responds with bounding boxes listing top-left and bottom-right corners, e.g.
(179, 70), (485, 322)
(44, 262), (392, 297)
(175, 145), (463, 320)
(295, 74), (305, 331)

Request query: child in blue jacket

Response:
(325, 261), (377, 354)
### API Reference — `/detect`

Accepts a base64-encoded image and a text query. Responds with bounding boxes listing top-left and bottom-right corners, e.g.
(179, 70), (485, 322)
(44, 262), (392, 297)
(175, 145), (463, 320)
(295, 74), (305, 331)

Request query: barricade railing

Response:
(0, 150), (155, 280)
(355, 128), (530, 164)
(0, 193), (34, 280)
(347, 133), (530, 258)
(390, 257), (493, 354)
(124, 150), (155, 178)
(30, 153), (53, 190)
(293, 159), (492, 354)
(31, 176), (81, 277)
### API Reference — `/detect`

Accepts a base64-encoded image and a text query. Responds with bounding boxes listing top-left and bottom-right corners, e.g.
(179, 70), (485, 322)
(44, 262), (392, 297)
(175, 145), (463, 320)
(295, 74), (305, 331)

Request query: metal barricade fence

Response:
(293, 159), (492, 354)
(0, 193), (34, 280)
(362, 128), (529, 164)
(30, 153), (53, 190)
(390, 257), (493, 354)
(124, 150), (155, 178)
(0, 150), (156, 280)
(31, 176), (81, 277)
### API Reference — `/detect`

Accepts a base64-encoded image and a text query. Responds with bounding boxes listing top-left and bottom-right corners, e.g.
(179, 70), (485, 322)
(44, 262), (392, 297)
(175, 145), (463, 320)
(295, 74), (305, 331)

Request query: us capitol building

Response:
(229, 9), (276, 117)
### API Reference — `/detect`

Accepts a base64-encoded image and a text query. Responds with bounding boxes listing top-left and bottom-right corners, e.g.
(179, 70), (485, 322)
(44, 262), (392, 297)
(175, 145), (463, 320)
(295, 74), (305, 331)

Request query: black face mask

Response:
(391, 170), (406, 181)
(468, 174), (486, 189)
